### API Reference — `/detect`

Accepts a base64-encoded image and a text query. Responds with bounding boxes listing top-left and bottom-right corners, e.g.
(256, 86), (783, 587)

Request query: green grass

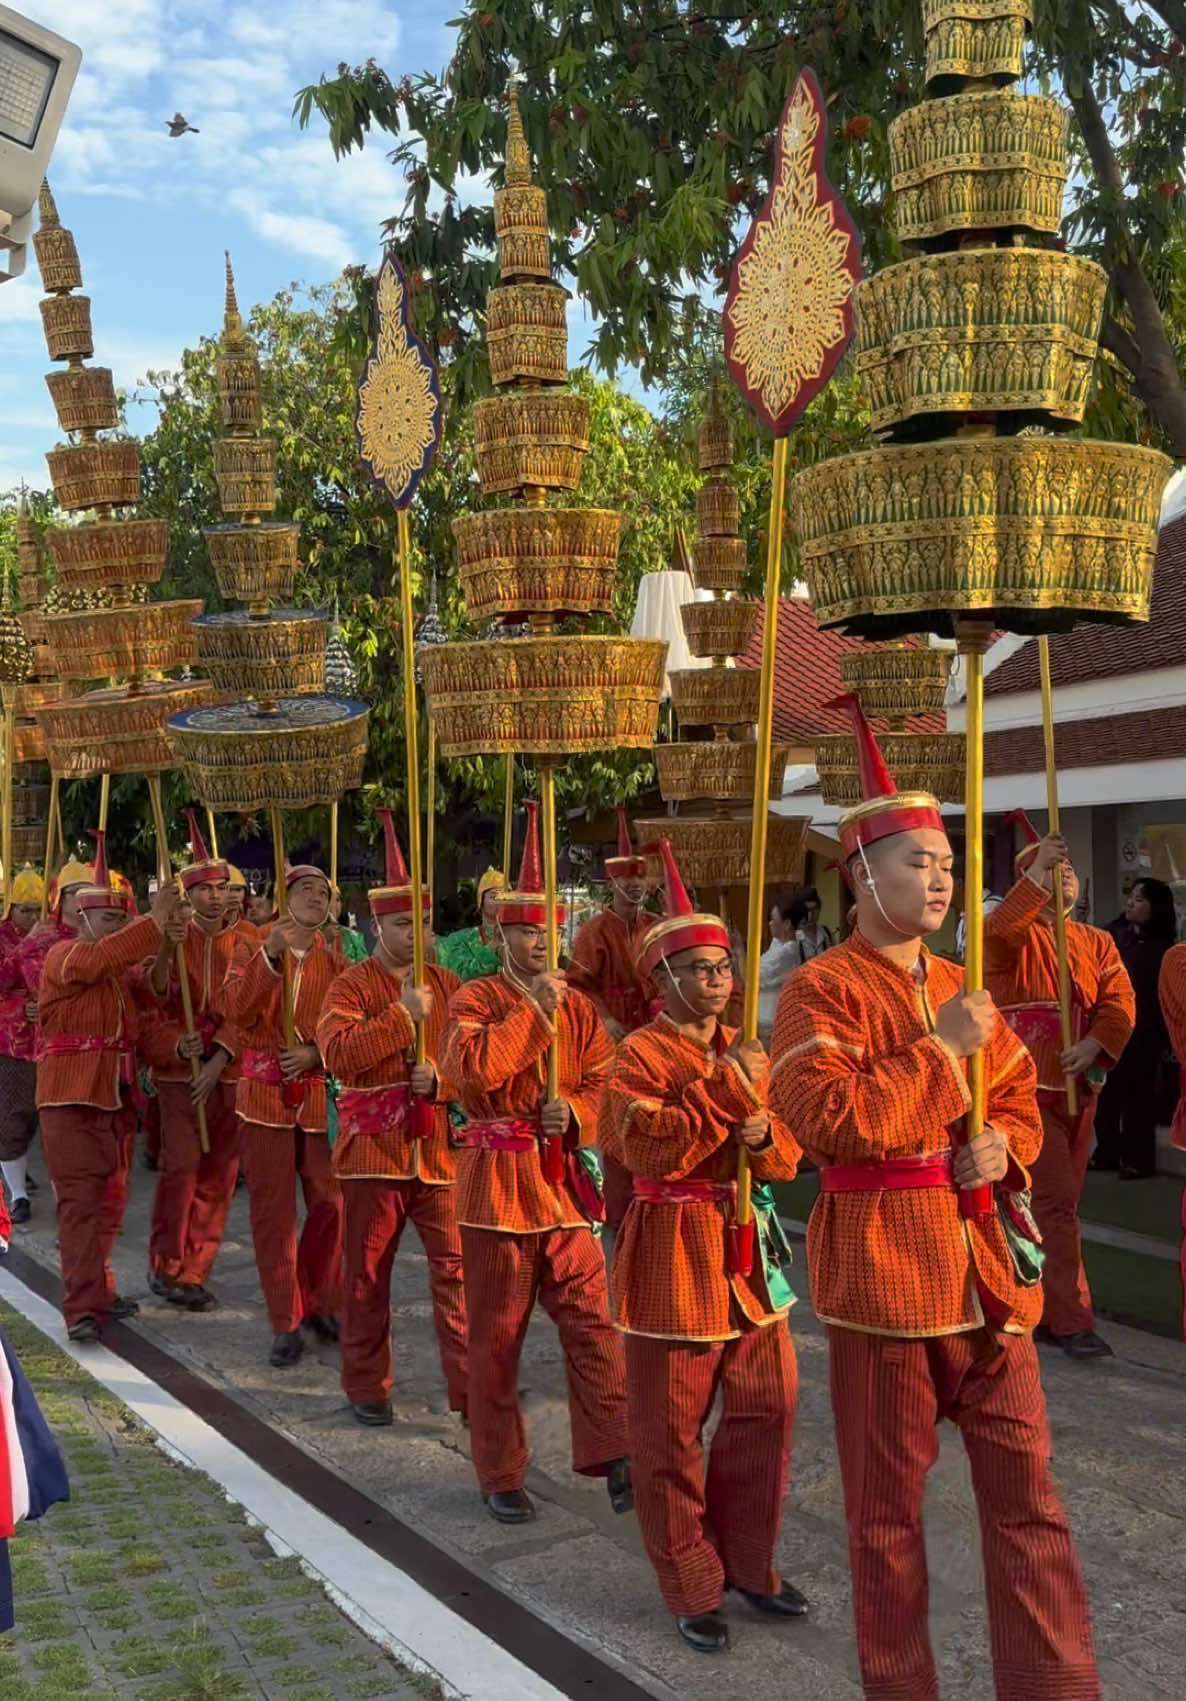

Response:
(1079, 1169), (1182, 1243)
(1085, 1240), (1184, 1336)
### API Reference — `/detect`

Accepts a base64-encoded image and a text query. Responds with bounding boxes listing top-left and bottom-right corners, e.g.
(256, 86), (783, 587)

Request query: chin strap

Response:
(660, 957), (709, 1021)
(855, 844), (919, 942)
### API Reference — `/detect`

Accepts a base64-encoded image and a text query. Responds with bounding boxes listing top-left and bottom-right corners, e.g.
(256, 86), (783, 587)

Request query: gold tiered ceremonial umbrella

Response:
(0, 575), (34, 906)
(6, 493), (56, 893)
(788, 0), (1170, 1136)
(814, 644), (963, 807)
(420, 80), (667, 1141)
(638, 385), (807, 892)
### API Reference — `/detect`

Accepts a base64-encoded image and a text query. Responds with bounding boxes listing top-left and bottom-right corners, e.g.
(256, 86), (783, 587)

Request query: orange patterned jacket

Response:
(36, 915), (162, 1111)
(599, 1014), (801, 1341)
(317, 957), (460, 1184)
(985, 875), (1135, 1098)
(132, 917), (260, 1083)
(223, 932), (343, 1131)
(565, 908), (653, 1034)
(441, 971), (614, 1234)
(1158, 942), (1186, 1151)
(770, 932), (1042, 1337)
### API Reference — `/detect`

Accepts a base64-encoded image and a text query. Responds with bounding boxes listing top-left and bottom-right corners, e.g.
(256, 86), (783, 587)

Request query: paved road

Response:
(11, 1161), (1186, 1699)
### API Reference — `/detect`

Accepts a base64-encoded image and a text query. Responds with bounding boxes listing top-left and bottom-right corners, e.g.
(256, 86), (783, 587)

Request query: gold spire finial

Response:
(505, 80), (532, 189)
(38, 179), (59, 227)
(222, 251), (251, 353)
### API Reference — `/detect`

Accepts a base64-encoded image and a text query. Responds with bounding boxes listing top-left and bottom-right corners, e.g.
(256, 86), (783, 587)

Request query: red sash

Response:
(819, 1152), (954, 1193)
(40, 1033), (143, 1107)
(459, 1118), (537, 1153)
(632, 1178), (736, 1206)
(334, 1081), (410, 1140)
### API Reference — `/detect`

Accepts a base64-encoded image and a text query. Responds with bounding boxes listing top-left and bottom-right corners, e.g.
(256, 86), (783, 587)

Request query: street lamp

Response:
(0, 4), (81, 282)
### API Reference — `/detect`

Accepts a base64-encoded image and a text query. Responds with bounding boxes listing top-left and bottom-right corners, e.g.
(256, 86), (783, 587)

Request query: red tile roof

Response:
(984, 704), (1186, 777)
(985, 513), (1186, 696)
(735, 597), (945, 743)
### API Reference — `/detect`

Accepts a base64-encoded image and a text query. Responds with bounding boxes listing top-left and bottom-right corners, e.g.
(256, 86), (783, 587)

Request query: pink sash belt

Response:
(459, 1118), (537, 1153)
(241, 1049), (324, 1087)
(335, 1081), (410, 1140)
(633, 1178), (735, 1205)
(40, 1033), (141, 1102)
(819, 1152), (954, 1193)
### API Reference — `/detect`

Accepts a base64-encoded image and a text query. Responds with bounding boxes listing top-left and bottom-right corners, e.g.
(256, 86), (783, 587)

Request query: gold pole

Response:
(502, 753), (514, 878)
(270, 806), (296, 1050)
(426, 712), (437, 914)
(736, 434), (788, 1258)
(1039, 636), (1078, 1117)
(148, 776), (208, 1154)
(330, 801), (339, 895)
(54, 779), (64, 861)
(958, 623), (992, 1151)
(206, 808), (219, 858)
(1, 692), (14, 912)
(40, 774), (59, 922)
(396, 509), (426, 1067)
(98, 772), (111, 834)
(540, 757), (560, 1103)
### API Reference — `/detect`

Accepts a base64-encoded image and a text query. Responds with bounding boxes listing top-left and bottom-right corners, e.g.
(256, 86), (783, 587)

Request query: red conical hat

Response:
(496, 801), (564, 927)
(637, 838), (729, 980)
(604, 804), (647, 880)
(1006, 807), (1043, 871)
(369, 807), (430, 917)
(285, 861), (330, 890)
(827, 693), (946, 860)
(180, 807), (230, 892)
(77, 828), (134, 914)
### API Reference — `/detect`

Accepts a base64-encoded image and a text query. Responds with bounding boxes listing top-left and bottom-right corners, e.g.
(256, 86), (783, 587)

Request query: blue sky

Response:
(0, 0), (462, 493)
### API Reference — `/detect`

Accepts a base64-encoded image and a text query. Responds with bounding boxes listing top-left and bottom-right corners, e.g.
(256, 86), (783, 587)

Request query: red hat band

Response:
(828, 694), (945, 860)
(496, 800), (564, 925)
(369, 889), (432, 919)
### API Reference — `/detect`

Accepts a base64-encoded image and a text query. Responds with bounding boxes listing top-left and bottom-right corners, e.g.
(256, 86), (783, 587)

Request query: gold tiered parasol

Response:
(638, 385), (807, 891)
(31, 182), (216, 790)
(788, 1), (1171, 1135)
(814, 644), (964, 807)
(6, 492), (59, 886)
(419, 80), (667, 1119)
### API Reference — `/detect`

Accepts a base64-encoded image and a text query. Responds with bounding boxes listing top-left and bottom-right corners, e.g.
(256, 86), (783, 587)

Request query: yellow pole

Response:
(1039, 637), (1078, 1117)
(736, 434), (788, 1261)
(40, 774), (59, 921)
(148, 776), (208, 1154)
(270, 806), (296, 1050)
(1, 693), (14, 912)
(538, 760), (565, 1185)
(54, 780), (64, 861)
(959, 625), (990, 1147)
(206, 808), (219, 858)
(426, 712), (436, 913)
(330, 801), (339, 895)
(502, 753), (514, 878)
(396, 509), (426, 1067)
(99, 772), (111, 834)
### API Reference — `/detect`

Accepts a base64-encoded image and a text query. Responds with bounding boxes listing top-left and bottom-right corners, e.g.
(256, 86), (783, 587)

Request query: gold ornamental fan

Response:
(653, 739), (790, 802)
(45, 367), (118, 436)
(167, 695), (369, 811)
(472, 391), (591, 496)
(38, 680), (217, 778)
(453, 508), (620, 620)
(42, 601), (201, 684)
(46, 444), (140, 513)
(815, 731), (966, 806)
(421, 636), (666, 756)
(790, 435), (1169, 636)
(46, 518), (167, 595)
(680, 598), (760, 661)
(637, 812), (809, 891)
(923, 0), (1031, 88)
(692, 534), (747, 593)
(202, 523), (299, 610)
(39, 294), (93, 363)
(193, 610), (327, 698)
(669, 666), (760, 728)
(838, 645), (953, 721)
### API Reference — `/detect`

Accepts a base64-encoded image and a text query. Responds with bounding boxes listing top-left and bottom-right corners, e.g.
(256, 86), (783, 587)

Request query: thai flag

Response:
(0, 1327), (70, 1631)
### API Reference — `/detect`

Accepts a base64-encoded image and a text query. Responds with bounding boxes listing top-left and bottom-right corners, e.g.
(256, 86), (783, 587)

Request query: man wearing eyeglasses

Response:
(598, 840), (806, 1654)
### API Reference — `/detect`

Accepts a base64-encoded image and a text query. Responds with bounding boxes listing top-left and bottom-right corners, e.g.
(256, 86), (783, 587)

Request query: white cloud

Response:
(0, 275), (41, 325)
(228, 192), (352, 269)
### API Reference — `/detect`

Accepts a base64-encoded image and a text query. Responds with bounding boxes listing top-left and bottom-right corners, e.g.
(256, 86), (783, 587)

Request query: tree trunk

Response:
(1112, 260), (1186, 457)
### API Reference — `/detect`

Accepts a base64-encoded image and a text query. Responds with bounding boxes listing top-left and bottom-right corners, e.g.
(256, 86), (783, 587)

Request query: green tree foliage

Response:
(295, 0), (1186, 451)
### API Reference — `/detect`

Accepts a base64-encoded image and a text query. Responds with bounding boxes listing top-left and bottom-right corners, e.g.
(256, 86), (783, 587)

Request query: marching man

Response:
(441, 802), (631, 1524)
(600, 839), (806, 1654)
(317, 811), (467, 1427)
(771, 702), (1098, 1701)
(0, 866), (47, 1222)
(224, 858), (345, 1367)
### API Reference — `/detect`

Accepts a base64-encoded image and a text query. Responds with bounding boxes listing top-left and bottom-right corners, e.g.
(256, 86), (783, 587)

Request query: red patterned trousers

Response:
(149, 1080), (240, 1288)
(40, 1104), (132, 1327)
(340, 1176), (467, 1411)
(829, 1326), (1098, 1701)
(240, 1122), (342, 1336)
(624, 1321), (796, 1617)
(460, 1224), (628, 1494)
(1031, 1097), (1098, 1336)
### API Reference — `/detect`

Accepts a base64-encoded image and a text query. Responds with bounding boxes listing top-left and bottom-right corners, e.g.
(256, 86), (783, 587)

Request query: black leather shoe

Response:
(301, 1312), (339, 1343)
(676, 1611), (729, 1653)
(166, 1284), (218, 1312)
(1061, 1329), (1114, 1360)
(68, 1316), (100, 1344)
(733, 1580), (810, 1617)
(269, 1329), (304, 1367)
(606, 1457), (633, 1515)
(1118, 1164), (1155, 1181)
(147, 1270), (174, 1299)
(483, 1489), (535, 1525)
(109, 1295), (139, 1320)
(353, 1400), (394, 1427)
(9, 1197), (30, 1225)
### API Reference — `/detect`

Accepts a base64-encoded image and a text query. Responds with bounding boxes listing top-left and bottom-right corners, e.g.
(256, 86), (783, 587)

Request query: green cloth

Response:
(753, 1183), (796, 1311)
(338, 926), (368, 963)
(436, 925), (500, 982)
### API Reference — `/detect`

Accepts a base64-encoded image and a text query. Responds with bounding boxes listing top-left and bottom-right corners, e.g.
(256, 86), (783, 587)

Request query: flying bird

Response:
(166, 112), (199, 137)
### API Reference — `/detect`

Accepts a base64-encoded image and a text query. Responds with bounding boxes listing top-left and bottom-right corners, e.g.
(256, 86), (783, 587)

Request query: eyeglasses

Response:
(679, 957), (735, 984)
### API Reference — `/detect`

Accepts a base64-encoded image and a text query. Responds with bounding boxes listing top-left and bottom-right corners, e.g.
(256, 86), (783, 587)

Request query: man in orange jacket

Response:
(37, 833), (180, 1341)
(136, 812), (255, 1312)
(224, 860), (344, 1367)
(441, 803), (630, 1525)
(600, 839), (805, 1654)
(772, 701), (1097, 1701)
(985, 814), (1134, 1359)
(317, 812), (467, 1427)
(1158, 940), (1186, 1336)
